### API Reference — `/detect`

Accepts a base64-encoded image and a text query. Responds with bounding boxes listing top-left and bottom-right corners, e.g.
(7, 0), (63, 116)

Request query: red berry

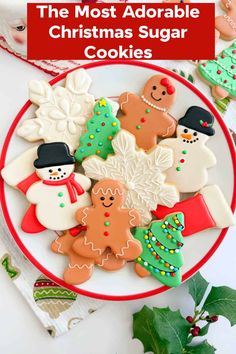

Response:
(186, 316), (193, 323)
(210, 315), (219, 322)
(191, 326), (200, 337)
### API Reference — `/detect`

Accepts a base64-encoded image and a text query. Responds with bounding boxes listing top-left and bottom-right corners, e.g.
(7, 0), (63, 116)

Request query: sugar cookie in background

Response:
(215, 0), (236, 41)
(198, 43), (236, 100)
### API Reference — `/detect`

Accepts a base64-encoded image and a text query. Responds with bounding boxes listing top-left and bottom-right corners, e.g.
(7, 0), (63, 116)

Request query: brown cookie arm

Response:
(128, 209), (141, 227)
(76, 207), (90, 225)
(158, 113), (177, 137)
(119, 92), (136, 113)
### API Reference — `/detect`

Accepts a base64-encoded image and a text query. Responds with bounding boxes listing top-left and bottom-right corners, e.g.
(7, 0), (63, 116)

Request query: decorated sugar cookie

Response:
(215, 0), (236, 41)
(134, 213), (184, 287)
(75, 98), (120, 162)
(82, 130), (179, 225)
(159, 106), (216, 193)
(22, 142), (91, 233)
(51, 227), (126, 285)
(17, 69), (95, 151)
(154, 185), (234, 236)
(73, 179), (142, 260)
(119, 75), (177, 150)
(198, 43), (236, 100)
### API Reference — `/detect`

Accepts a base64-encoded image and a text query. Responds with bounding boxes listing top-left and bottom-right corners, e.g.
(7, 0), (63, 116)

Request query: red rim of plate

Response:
(0, 60), (235, 301)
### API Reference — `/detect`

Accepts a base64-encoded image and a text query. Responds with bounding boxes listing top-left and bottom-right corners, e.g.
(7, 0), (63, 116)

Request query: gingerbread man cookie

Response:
(119, 75), (177, 150)
(73, 179), (142, 260)
(22, 142), (91, 233)
(51, 227), (125, 285)
(215, 0), (236, 41)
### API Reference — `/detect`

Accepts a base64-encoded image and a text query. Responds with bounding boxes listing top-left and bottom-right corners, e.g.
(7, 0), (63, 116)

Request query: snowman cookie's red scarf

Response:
(43, 173), (84, 203)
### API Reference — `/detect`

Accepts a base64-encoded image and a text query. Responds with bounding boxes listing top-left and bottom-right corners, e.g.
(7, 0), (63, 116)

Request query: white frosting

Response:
(26, 173), (91, 231)
(17, 69), (95, 151)
(17, 69), (120, 151)
(159, 125), (217, 193)
(1, 146), (38, 187)
(200, 185), (234, 228)
(82, 130), (179, 225)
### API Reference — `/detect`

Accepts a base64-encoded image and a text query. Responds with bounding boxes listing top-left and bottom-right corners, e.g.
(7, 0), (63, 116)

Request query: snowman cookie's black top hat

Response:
(178, 106), (215, 136)
(34, 142), (75, 169)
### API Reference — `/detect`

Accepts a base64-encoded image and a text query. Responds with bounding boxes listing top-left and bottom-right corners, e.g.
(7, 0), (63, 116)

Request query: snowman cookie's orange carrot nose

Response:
(181, 133), (192, 140)
(50, 171), (58, 176)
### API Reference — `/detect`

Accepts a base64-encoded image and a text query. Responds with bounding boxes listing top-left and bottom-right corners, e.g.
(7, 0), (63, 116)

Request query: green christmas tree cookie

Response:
(198, 42), (236, 99)
(134, 213), (185, 288)
(75, 98), (120, 162)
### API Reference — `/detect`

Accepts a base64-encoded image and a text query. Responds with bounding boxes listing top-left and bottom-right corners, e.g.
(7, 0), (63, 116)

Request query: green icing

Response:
(198, 42), (236, 97)
(75, 98), (120, 162)
(134, 213), (185, 288)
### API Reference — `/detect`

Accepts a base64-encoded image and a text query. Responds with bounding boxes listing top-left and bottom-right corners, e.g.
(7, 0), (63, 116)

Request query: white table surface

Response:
(0, 50), (236, 354)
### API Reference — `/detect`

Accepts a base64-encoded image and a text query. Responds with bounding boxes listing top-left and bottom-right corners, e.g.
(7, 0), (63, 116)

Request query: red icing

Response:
(153, 194), (216, 236)
(160, 77), (175, 95)
(102, 122), (105, 126)
(221, 54), (225, 58)
(88, 143), (91, 146)
(104, 231), (109, 236)
(69, 225), (87, 237)
(141, 117), (146, 123)
(21, 205), (46, 233)
(17, 172), (40, 194)
(180, 159), (185, 163)
(234, 75), (236, 80)
(231, 65), (235, 69)
(104, 212), (110, 217)
(217, 70), (221, 74)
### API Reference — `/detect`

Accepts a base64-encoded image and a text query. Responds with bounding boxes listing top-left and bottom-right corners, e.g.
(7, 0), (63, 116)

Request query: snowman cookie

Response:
(159, 106), (216, 193)
(119, 75), (177, 150)
(73, 179), (142, 260)
(21, 142), (91, 233)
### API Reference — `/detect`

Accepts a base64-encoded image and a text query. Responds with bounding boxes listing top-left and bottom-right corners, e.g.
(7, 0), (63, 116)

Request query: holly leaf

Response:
(198, 323), (210, 336)
(203, 286), (236, 326)
(153, 307), (191, 354)
(133, 306), (169, 354)
(184, 340), (216, 353)
(186, 272), (209, 306)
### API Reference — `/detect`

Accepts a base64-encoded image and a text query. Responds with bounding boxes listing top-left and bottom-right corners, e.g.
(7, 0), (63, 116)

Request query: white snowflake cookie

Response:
(82, 130), (179, 225)
(17, 68), (95, 151)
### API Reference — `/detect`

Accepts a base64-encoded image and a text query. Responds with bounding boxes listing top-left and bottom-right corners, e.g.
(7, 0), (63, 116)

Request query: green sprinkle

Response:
(60, 203), (65, 208)
(136, 124), (141, 130)
(176, 167), (181, 172)
(104, 221), (110, 226)
(182, 150), (187, 154)
(58, 192), (63, 197)
(146, 109), (151, 113)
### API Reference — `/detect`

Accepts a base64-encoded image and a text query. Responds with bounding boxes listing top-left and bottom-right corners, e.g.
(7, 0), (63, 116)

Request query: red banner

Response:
(27, 3), (215, 60)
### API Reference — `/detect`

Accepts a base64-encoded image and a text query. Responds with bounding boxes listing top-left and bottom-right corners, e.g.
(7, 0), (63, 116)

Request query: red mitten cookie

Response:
(153, 185), (234, 236)
(119, 75), (176, 150)
(73, 179), (142, 260)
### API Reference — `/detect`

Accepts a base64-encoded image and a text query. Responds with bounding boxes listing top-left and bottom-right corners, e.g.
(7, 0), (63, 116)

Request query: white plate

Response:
(1, 61), (235, 300)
